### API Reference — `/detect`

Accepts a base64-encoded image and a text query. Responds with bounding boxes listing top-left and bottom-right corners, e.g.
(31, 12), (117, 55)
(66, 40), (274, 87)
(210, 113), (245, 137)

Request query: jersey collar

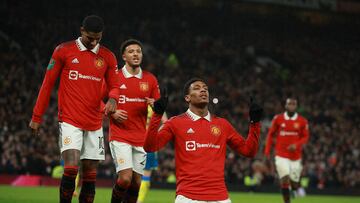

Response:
(76, 37), (100, 54)
(122, 66), (143, 79)
(284, 112), (298, 120)
(186, 109), (211, 121)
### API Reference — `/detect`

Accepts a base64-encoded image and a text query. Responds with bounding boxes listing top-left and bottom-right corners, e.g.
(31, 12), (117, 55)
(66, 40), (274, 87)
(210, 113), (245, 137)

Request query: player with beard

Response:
(264, 97), (310, 203)
(29, 15), (120, 203)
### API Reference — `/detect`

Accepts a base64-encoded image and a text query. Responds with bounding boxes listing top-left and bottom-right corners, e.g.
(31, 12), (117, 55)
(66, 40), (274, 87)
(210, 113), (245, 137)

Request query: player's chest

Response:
(278, 120), (302, 132)
(119, 79), (153, 98)
(175, 121), (225, 153)
(64, 52), (107, 76)
(175, 121), (225, 143)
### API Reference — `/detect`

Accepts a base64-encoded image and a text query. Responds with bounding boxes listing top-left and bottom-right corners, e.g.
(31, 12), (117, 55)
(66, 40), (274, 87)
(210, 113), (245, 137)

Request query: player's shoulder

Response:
(272, 113), (283, 121)
(99, 45), (116, 57)
(142, 70), (158, 80)
(211, 114), (225, 121)
(55, 40), (75, 51)
(211, 115), (232, 126)
(296, 114), (308, 123)
(168, 113), (188, 123)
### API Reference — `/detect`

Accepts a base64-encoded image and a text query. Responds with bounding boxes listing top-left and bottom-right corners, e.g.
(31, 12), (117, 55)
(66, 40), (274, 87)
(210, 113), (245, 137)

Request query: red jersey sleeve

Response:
(264, 115), (279, 157)
(144, 113), (174, 152)
(151, 76), (160, 100)
(99, 81), (108, 114)
(104, 52), (120, 100)
(32, 45), (65, 123)
(294, 119), (309, 149)
(226, 120), (261, 158)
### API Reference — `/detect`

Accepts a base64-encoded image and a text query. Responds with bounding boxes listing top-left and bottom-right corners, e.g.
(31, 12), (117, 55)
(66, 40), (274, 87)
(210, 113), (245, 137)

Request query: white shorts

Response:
(275, 156), (302, 182)
(109, 141), (147, 175)
(175, 195), (231, 203)
(59, 122), (105, 160)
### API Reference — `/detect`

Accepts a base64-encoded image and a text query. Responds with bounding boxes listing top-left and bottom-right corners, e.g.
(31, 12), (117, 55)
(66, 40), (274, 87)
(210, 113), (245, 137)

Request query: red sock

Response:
(60, 166), (78, 203)
(281, 183), (290, 203)
(79, 169), (96, 203)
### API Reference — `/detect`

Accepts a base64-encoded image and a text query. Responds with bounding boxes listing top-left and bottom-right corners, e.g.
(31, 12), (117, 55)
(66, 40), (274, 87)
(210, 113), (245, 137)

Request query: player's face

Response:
(80, 28), (102, 50)
(285, 99), (297, 113)
(185, 81), (209, 106)
(123, 44), (143, 68)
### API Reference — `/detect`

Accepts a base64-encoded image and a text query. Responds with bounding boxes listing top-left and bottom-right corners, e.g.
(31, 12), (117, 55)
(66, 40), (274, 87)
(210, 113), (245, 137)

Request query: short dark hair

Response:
(285, 95), (299, 105)
(183, 77), (207, 97)
(120, 39), (143, 55)
(82, 15), (104, 33)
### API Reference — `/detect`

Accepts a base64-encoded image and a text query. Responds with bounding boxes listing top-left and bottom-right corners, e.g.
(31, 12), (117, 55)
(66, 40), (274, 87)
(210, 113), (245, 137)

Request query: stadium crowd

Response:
(1, 0), (359, 190)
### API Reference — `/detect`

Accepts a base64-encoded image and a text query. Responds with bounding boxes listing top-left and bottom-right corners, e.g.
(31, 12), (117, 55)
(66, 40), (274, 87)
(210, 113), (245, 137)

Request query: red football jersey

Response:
(109, 67), (160, 146)
(32, 38), (120, 131)
(144, 110), (260, 201)
(264, 112), (309, 160)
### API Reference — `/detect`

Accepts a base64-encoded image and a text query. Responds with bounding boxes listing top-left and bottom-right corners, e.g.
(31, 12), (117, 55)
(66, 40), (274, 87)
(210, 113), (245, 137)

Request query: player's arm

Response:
(227, 98), (263, 157)
(30, 45), (64, 134)
(294, 119), (310, 149)
(144, 87), (170, 152)
(146, 79), (168, 124)
(104, 52), (120, 115)
(144, 113), (174, 152)
(101, 81), (128, 122)
(227, 121), (261, 157)
(264, 116), (278, 158)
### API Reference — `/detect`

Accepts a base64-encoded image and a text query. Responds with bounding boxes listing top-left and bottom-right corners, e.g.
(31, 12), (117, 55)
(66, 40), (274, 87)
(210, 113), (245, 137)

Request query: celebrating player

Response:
(29, 15), (120, 203)
(144, 78), (263, 203)
(108, 39), (162, 203)
(264, 97), (310, 203)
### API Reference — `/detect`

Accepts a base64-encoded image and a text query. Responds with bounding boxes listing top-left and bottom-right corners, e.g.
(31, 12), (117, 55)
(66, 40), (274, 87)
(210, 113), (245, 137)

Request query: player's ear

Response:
(122, 54), (126, 61)
(80, 27), (85, 35)
(184, 95), (190, 103)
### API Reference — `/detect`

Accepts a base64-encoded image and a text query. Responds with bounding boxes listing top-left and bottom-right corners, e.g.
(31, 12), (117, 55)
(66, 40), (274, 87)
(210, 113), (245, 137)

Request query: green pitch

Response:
(0, 185), (359, 203)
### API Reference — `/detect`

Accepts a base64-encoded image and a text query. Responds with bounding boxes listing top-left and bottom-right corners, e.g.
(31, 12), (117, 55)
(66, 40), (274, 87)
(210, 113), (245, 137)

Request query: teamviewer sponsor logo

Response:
(118, 95), (146, 104)
(68, 70), (101, 82)
(69, 70), (78, 80)
(185, 141), (220, 151)
(119, 95), (126, 104)
(186, 141), (196, 151)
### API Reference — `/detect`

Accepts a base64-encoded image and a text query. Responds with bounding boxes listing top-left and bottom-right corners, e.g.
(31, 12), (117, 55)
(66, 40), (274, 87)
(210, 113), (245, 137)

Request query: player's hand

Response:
(287, 144), (297, 152)
(145, 97), (155, 107)
(111, 109), (128, 123)
(249, 97), (263, 123)
(29, 120), (40, 136)
(104, 98), (117, 115)
(153, 87), (168, 115)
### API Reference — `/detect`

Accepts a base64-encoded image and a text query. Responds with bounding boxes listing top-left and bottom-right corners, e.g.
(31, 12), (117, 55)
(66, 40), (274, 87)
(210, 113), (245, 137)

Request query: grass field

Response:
(0, 185), (359, 203)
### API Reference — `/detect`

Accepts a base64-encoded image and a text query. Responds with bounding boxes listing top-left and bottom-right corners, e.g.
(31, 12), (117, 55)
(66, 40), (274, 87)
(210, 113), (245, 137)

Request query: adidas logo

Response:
(120, 84), (127, 89)
(72, 58), (79, 64)
(187, 128), (194, 134)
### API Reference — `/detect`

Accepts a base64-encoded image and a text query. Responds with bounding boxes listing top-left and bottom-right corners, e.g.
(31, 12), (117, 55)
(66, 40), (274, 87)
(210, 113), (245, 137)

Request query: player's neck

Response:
(125, 65), (140, 75)
(286, 111), (295, 118)
(189, 106), (209, 117)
